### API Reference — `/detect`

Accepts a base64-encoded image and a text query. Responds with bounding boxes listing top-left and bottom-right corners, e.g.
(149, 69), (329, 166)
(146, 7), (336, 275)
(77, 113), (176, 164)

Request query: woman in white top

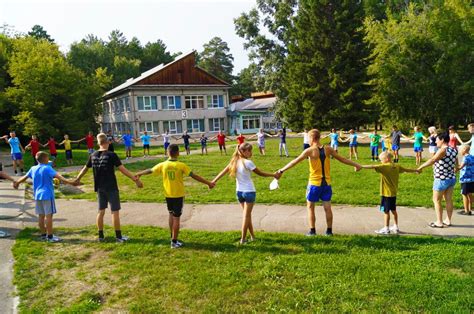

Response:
(212, 143), (280, 244)
(249, 128), (267, 155)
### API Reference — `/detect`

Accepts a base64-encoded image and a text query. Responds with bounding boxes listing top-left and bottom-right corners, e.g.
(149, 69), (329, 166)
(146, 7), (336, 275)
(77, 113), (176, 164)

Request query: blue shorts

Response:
(349, 143), (358, 148)
(164, 142), (170, 151)
(392, 144), (400, 151)
(35, 199), (57, 215)
(370, 146), (379, 156)
(65, 150), (73, 160)
(236, 191), (256, 203)
(303, 144), (310, 150)
(306, 185), (332, 203)
(11, 153), (23, 161)
(414, 147), (423, 153)
(125, 145), (132, 150)
(433, 178), (456, 191)
(87, 148), (95, 154)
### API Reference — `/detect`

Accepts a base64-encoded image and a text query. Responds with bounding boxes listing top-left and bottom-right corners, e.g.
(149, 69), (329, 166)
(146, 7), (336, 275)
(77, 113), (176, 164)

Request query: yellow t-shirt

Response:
(152, 159), (191, 198)
(308, 146), (331, 186)
(64, 139), (71, 150)
(374, 163), (407, 197)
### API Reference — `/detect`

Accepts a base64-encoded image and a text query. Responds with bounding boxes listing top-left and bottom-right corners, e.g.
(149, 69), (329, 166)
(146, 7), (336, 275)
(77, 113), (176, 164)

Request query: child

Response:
(278, 129), (289, 157)
(341, 129), (366, 160)
(81, 131), (95, 155)
(13, 151), (77, 242)
(136, 144), (214, 248)
(140, 131), (151, 157)
(278, 129), (362, 236)
(106, 130), (116, 152)
(214, 130), (227, 155)
(248, 129), (266, 155)
(382, 136), (391, 153)
(25, 135), (41, 165)
(408, 126), (428, 165)
(448, 126), (464, 149)
(387, 125), (406, 163)
(121, 130), (134, 160)
(428, 126), (438, 156)
(236, 133), (245, 145)
(328, 128), (339, 153)
(200, 133), (208, 155)
(42, 136), (58, 167)
(58, 134), (81, 166)
(76, 133), (143, 242)
(160, 130), (171, 155)
(358, 151), (419, 234)
(212, 143), (280, 244)
(457, 145), (473, 215)
(369, 130), (382, 161)
(1, 131), (25, 176)
(180, 131), (192, 155)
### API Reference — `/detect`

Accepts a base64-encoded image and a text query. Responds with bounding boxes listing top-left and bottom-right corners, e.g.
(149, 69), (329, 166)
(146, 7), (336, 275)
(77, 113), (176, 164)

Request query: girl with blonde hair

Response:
(212, 143), (280, 244)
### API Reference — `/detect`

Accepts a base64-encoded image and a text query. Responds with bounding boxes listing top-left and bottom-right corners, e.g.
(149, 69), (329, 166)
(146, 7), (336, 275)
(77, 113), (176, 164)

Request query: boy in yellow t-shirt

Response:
(58, 134), (83, 165)
(136, 144), (214, 248)
(358, 151), (419, 234)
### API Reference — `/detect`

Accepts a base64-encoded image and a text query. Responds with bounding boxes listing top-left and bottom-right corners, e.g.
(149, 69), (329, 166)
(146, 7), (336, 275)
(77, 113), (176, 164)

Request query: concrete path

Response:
(18, 199), (473, 238)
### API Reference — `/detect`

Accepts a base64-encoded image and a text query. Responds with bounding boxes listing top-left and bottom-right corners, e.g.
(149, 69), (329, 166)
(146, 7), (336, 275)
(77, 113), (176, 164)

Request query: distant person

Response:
(428, 126), (438, 156)
(14, 151), (77, 242)
(25, 135), (41, 165)
(75, 133), (143, 242)
(358, 151), (419, 234)
(200, 133), (208, 155)
(215, 130), (227, 155)
(42, 136), (58, 167)
(369, 130), (382, 161)
(277, 129), (289, 157)
(1, 131), (25, 176)
(456, 145), (473, 216)
(180, 131), (192, 155)
(249, 128), (267, 155)
(140, 131), (151, 157)
(466, 123), (474, 155)
(418, 132), (458, 228)
(407, 126), (428, 165)
(81, 131), (96, 155)
(302, 129), (310, 150)
(121, 130), (134, 160)
(236, 133), (245, 145)
(136, 144), (214, 248)
(386, 125), (406, 163)
(212, 143), (280, 244)
(448, 126), (464, 150)
(58, 134), (82, 166)
(106, 130), (116, 152)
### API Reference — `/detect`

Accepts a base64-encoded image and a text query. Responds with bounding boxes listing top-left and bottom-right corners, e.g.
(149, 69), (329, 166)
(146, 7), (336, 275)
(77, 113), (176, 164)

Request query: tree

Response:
(197, 37), (234, 84)
(231, 64), (261, 98)
(364, 1), (473, 128)
(141, 40), (175, 72)
(27, 25), (54, 42)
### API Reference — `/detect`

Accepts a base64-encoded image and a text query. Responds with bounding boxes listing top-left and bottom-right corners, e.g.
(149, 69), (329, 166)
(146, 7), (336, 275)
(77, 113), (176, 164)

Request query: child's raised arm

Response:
(13, 174), (29, 189)
(190, 173), (214, 189)
(55, 173), (79, 185)
(118, 165), (142, 188)
(278, 150), (310, 175)
(399, 166), (420, 174)
(329, 148), (362, 171)
(136, 168), (153, 177)
(212, 164), (231, 184)
(253, 167), (280, 179)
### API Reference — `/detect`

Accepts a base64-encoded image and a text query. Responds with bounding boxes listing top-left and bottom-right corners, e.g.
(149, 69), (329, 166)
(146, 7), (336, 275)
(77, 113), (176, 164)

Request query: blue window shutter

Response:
(218, 95), (224, 107)
(151, 96), (158, 110)
(137, 97), (144, 111)
(175, 96), (181, 109)
(161, 96), (167, 109)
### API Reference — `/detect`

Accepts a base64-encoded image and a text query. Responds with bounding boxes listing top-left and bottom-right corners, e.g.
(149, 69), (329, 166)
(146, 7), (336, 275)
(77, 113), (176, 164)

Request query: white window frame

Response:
(137, 96), (158, 111)
(139, 121), (159, 134)
(162, 96), (177, 110)
(185, 95), (204, 109)
(209, 118), (224, 131)
(187, 119), (205, 133)
(163, 120), (183, 134)
(207, 95), (224, 109)
(242, 115), (261, 130)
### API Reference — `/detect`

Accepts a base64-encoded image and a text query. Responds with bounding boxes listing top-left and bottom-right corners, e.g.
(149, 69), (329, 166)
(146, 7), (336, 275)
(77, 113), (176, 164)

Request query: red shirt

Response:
(47, 140), (57, 154)
(217, 134), (226, 145)
(29, 140), (40, 155)
(237, 135), (245, 145)
(85, 135), (94, 149)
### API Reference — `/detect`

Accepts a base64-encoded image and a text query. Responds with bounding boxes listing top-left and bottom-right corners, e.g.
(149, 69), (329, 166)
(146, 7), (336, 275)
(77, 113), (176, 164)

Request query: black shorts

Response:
(108, 144), (114, 152)
(219, 144), (225, 150)
(380, 196), (396, 213)
(65, 150), (73, 160)
(143, 144), (150, 149)
(184, 143), (190, 150)
(97, 190), (121, 211)
(166, 197), (184, 217)
(461, 182), (474, 195)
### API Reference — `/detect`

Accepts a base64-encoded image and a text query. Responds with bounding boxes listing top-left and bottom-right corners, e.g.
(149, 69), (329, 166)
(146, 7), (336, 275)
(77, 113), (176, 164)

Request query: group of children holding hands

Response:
(2, 123), (473, 246)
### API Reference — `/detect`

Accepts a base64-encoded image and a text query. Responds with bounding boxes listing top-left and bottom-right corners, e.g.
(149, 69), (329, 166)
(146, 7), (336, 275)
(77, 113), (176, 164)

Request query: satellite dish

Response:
(230, 103), (236, 111)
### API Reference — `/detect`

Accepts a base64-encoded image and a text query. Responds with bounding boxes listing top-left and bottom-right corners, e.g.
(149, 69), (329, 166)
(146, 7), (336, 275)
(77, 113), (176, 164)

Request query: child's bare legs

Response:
(112, 211), (121, 231)
(432, 191), (444, 226)
(240, 202), (255, 241)
(307, 201), (316, 229)
(354, 147), (358, 160)
(322, 201), (333, 229)
(383, 212), (390, 227)
(45, 214), (53, 236)
(392, 210), (398, 226)
(171, 215), (180, 241)
(443, 187), (454, 225)
(462, 194), (472, 213)
(97, 209), (106, 232)
(416, 152), (422, 165)
(38, 214), (46, 234)
(168, 214), (173, 238)
(260, 147), (265, 155)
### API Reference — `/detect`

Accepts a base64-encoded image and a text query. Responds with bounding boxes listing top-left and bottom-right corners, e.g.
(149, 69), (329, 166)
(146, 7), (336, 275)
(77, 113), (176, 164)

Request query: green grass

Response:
(13, 226), (474, 312)
(64, 137), (464, 208)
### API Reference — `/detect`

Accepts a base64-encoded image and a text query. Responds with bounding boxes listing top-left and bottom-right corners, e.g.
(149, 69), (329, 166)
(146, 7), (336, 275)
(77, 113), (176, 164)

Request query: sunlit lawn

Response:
(62, 137), (464, 208)
(13, 226), (474, 312)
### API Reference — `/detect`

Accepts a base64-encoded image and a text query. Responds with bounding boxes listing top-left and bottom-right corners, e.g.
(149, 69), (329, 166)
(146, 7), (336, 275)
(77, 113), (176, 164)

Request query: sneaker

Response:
(325, 230), (333, 236)
(171, 240), (183, 249)
(375, 227), (390, 235)
(239, 239), (247, 245)
(389, 226), (399, 234)
(47, 235), (61, 243)
(305, 231), (316, 237)
(116, 236), (129, 243)
(39, 234), (47, 241)
(457, 210), (472, 216)
(125, 157), (129, 160)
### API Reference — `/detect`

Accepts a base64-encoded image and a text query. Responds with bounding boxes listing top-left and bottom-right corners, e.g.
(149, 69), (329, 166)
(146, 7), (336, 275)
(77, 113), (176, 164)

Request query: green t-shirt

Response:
(374, 163), (408, 197)
(369, 134), (381, 147)
(414, 132), (423, 148)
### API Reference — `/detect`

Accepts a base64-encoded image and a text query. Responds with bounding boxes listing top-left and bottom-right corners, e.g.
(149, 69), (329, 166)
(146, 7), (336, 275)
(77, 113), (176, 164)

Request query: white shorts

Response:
(429, 146), (438, 154)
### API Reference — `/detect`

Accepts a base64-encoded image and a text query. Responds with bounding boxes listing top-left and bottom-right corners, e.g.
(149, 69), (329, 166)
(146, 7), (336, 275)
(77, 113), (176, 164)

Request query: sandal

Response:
(457, 211), (472, 216)
(442, 222), (451, 227)
(428, 222), (443, 228)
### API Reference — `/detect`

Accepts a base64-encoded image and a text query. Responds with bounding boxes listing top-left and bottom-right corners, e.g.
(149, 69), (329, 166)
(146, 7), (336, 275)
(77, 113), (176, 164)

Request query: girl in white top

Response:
(249, 128), (267, 155)
(212, 143), (280, 244)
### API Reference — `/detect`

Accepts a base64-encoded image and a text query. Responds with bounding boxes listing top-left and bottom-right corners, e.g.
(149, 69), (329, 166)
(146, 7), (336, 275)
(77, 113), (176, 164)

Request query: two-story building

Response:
(100, 51), (230, 137)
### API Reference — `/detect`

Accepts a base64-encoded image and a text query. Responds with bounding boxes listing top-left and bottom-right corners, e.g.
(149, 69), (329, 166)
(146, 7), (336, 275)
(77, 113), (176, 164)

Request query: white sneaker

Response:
(116, 236), (129, 243)
(125, 157), (129, 160)
(171, 240), (183, 248)
(389, 226), (399, 234)
(375, 227), (390, 235)
(47, 235), (61, 243)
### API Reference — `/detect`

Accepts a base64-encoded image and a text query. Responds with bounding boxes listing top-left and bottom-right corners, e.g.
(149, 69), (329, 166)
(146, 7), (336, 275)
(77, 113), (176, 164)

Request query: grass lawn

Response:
(63, 137), (464, 208)
(13, 226), (474, 312)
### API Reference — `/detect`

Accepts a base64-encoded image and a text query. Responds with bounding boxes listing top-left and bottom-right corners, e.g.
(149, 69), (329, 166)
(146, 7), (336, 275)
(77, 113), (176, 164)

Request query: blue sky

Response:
(0, 0), (255, 74)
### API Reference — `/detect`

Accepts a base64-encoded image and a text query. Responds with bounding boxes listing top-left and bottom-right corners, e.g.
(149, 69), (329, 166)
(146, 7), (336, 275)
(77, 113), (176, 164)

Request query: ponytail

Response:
(229, 143), (252, 177)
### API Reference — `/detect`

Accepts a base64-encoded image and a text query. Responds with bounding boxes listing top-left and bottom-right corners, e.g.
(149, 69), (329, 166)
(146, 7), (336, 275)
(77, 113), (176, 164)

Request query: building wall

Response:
(101, 87), (229, 136)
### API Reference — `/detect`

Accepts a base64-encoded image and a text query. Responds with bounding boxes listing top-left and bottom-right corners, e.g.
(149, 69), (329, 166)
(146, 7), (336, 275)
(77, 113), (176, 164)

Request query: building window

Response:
(209, 118), (225, 131)
(163, 120), (183, 134)
(161, 96), (181, 110)
(186, 119), (205, 133)
(103, 103), (109, 114)
(185, 96), (204, 109)
(242, 115), (261, 130)
(139, 122), (159, 134)
(125, 97), (131, 112)
(207, 95), (224, 108)
(137, 96), (158, 111)
(120, 99), (125, 113)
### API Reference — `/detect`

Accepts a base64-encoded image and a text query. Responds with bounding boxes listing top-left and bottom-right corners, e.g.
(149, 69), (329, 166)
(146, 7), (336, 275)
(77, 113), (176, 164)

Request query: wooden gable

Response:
(136, 53), (229, 86)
